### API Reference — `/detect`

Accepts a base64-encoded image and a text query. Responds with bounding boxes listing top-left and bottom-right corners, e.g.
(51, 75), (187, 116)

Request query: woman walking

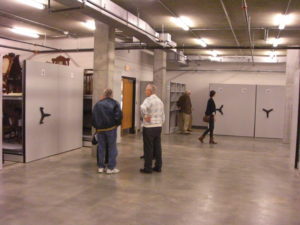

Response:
(199, 90), (217, 144)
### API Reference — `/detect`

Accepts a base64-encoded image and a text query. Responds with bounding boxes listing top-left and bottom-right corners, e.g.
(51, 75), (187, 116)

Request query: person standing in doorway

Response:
(92, 88), (123, 174)
(199, 90), (217, 144)
(177, 90), (192, 134)
(140, 84), (165, 174)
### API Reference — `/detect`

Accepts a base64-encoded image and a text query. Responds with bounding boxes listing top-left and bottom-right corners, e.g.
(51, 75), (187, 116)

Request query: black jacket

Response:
(92, 98), (122, 129)
(177, 94), (192, 114)
(205, 98), (216, 116)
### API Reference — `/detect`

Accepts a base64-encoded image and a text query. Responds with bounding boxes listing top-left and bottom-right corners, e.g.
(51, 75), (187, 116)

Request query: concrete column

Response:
(92, 21), (115, 150)
(283, 50), (300, 144)
(153, 50), (168, 133)
(92, 21), (115, 105)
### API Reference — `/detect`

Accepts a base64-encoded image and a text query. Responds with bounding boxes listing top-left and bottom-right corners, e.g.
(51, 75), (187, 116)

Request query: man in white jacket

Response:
(140, 84), (165, 174)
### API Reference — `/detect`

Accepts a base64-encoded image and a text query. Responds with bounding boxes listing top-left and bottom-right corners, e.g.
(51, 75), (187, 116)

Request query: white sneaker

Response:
(98, 168), (105, 173)
(106, 168), (120, 174)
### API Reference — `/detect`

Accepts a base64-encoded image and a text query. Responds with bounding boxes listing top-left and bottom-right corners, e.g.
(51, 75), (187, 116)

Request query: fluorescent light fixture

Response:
(195, 38), (207, 47)
(179, 16), (194, 27)
(82, 20), (96, 30)
(272, 38), (281, 47)
(11, 27), (40, 38)
(267, 38), (282, 47)
(269, 51), (277, 59)
(210, 56), (221, 62)
(210, 50), (219, 57)
(17, 0), (45, 10)
(170, 17), (189, 31)
(275, 14), (293, 30)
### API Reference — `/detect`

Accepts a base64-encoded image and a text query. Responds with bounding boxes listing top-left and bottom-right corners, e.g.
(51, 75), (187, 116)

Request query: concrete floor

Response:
(0, 132), (300, 225)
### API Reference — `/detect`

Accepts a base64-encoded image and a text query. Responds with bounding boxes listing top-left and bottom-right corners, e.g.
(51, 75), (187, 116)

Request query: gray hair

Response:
(103, 88), (113, 98)
(146, 83), (157, 93)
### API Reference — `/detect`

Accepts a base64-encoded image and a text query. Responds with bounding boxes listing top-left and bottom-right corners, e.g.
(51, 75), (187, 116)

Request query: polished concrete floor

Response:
(0, 131), (300, 225)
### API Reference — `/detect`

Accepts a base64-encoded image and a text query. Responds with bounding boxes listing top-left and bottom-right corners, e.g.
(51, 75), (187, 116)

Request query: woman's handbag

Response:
(203, 115), (210, 123)
(92, 132), (98, 145)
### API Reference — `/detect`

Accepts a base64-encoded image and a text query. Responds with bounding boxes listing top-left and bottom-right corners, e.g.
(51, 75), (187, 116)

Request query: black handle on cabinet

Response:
(262, 108), (273, 118)
(39, 107), (51, 124)
(216, 105), (224, 115)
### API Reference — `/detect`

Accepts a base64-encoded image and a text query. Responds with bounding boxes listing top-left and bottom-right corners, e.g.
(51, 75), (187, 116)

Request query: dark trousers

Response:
(202, 116), (214, 138)
(143, 127), (162, 171)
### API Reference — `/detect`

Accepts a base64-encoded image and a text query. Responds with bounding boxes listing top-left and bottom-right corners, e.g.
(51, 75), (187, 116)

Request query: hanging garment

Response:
(7, 55), (22, 93)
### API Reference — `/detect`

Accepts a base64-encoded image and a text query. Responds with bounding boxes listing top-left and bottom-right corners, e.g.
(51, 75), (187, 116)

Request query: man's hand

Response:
(144, 115), (151, 123)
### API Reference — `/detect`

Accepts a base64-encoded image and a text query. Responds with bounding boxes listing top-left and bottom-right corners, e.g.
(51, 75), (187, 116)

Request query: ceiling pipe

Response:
(0, 35), (60, 51)
(0, 44), (36, 52)
(0, 9), (77, 37)
(219, 0), (241, 48)
(242, 0), (254, 65)
(191, 27), (300, 31)
(35, 45), (300, 54)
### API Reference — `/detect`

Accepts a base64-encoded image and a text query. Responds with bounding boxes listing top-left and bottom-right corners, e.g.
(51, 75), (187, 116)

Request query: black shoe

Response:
(140, 168), (152, 174)
(152, 167), (161, 172)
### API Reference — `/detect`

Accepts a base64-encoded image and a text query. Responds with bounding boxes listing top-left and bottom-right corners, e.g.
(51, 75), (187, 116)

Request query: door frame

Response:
(121, 76), (136, 134)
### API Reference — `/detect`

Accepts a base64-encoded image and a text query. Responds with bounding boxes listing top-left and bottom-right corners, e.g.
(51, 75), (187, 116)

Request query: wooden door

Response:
(122, 78), (134, 130)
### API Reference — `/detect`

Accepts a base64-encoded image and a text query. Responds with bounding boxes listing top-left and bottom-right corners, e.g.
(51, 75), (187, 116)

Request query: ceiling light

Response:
(269, 51), (277, 59)
(210, 50), (219, 57)
(179, 16), (194, 27)
(275, 14), (293, 30)
(11, 27), (40, 38)
(267, 38), (282, 47)
(17, 0), (45, 10)
(210, 56), (221, 62)
(195, 38), (207, 47)
(272, 38), (281, 47)
(170, 17), (189, 31)
(82, 20), (96, 30)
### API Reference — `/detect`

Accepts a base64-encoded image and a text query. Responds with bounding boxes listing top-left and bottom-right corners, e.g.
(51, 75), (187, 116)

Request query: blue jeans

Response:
(97, 129), (118, 170)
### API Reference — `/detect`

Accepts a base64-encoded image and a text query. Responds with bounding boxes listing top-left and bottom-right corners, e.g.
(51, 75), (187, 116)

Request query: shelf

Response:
(84, 95), (92, 99)
(3, 142), (23, 155)
(83, 134), (92, 141)
(3, 94), (23, 101)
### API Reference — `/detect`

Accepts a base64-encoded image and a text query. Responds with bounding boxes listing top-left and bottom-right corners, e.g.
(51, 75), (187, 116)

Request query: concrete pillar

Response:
(92, 21), (115, 105)
(92, 21), (115, 150)
(283, 50), (300, 144)
(153, 50), (168, 133)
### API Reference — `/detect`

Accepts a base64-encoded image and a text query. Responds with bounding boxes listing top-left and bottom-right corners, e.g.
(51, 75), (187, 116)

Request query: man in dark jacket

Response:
(177, 91), (192, 134)
(92, 88), (122, 174)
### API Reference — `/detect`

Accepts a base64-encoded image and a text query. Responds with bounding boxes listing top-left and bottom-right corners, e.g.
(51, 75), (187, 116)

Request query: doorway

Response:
(121, 77), (136, 135)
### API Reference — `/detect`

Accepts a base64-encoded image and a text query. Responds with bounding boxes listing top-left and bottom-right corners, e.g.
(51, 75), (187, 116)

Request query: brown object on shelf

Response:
(84, 69), (93, 95)
(52, 55), (70, 66)
(3, 54), (14, 94)
(3, 53), (22, 94)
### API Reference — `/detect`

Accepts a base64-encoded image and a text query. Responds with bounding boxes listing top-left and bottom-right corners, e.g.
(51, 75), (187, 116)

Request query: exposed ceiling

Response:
(0, 0), (299, 57)
(111, 0), (300, 56)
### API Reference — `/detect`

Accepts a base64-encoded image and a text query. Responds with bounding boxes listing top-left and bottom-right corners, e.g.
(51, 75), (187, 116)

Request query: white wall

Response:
(169, 62), (286, 127)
